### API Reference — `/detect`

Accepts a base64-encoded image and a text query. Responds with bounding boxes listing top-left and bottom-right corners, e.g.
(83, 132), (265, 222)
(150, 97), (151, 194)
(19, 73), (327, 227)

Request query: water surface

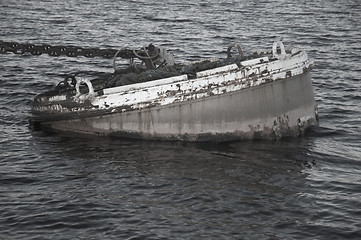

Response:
(1, 0), (360, 239)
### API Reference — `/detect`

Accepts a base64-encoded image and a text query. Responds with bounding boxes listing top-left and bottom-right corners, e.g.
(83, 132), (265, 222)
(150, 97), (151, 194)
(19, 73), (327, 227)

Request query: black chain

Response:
(0, 40), (137, 59)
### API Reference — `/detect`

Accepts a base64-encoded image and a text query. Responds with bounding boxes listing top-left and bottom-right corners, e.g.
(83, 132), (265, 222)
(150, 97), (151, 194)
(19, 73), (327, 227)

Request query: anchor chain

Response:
(0, 40), (136, 59)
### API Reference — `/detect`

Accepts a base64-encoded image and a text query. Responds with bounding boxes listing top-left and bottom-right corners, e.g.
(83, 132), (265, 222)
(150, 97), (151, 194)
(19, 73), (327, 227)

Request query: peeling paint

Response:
(31, 43), (318, 141)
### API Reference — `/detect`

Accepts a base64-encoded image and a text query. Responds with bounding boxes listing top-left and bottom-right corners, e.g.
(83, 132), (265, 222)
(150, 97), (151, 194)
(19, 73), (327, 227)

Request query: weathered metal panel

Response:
(103, 74), (188, 95)
(32, 51), (313, 115)
(84, 52), (312, 114)
(196, 64), (238, 78)
(32, 47), (317, 141)
(43, 71), (316, 141)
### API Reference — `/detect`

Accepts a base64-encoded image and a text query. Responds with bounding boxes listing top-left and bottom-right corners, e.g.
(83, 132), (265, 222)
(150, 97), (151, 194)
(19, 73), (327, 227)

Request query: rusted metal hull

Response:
(36, 72), (316, 141)
(31, 42), (318, 141)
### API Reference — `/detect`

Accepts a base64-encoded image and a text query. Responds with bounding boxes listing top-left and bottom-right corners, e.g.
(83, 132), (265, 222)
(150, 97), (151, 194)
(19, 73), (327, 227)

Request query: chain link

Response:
(0, 40), (136, 59)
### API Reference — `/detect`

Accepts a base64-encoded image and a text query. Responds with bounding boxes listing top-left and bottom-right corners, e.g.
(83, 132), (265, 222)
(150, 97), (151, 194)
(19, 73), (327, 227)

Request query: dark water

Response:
(1, 0), (361, 239)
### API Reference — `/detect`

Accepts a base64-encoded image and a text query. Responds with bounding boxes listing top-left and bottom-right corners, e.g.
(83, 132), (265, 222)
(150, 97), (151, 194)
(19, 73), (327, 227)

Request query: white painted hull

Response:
(31, 43), (318, 141)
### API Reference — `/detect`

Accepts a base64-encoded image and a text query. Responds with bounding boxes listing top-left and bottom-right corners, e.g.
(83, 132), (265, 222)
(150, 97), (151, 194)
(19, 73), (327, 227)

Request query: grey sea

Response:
(1, 0), (360, 239)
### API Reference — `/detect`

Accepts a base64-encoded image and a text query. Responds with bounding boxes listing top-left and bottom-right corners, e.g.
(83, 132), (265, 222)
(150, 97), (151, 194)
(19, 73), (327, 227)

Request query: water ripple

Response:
(1, 0), (361, 239)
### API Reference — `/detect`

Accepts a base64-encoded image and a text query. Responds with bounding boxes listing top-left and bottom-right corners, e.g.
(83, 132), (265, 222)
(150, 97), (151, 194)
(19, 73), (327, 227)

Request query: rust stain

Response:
(286, 70), (292, 78)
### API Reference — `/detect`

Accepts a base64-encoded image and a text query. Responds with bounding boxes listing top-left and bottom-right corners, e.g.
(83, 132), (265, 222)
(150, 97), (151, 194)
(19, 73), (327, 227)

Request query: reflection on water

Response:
(23, 132), (317, 239)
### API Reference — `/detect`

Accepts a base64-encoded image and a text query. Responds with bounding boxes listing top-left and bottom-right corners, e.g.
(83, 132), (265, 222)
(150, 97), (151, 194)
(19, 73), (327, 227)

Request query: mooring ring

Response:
(227, 43), (243, 58)
(75, 78), (95, 98)
(272, 41), (286, 59)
